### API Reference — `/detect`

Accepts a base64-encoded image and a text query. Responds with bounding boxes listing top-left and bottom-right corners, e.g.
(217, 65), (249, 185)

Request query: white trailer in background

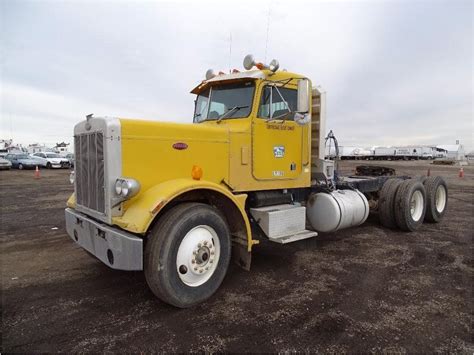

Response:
(395, 147), (415, 160)
(395, 146), (435, 160)
(326, 146), (375, 160)
(353, 148), (373, 159)
(374, 147), (396, 160)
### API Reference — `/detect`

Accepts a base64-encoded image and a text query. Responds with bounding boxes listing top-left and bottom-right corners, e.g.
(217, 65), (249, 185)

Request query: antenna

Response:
(229, 32), (232, 73)
(264, 1), (272, 63)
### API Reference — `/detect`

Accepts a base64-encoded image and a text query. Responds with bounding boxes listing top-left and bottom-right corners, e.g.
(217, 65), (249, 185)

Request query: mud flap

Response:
(231, 242), (251, 271)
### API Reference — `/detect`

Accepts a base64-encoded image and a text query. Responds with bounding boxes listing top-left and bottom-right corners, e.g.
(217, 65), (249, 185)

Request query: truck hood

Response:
(120, 119), (230, 194)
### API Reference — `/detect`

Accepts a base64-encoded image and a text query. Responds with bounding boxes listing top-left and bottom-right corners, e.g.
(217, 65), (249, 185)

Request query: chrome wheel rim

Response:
(435, 185), (447, 213)
(410, 190), (424, 222)
(176, 225), (220, 287)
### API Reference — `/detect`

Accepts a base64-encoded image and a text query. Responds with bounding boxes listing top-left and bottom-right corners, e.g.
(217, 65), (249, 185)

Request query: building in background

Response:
(27, 143), (49, 154)
(54, 142), (70, 154)
(0, 139), (13, 155)
(436, 144), (466, 161)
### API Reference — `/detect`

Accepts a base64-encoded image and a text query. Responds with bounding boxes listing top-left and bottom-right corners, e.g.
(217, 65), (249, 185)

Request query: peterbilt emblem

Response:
(173, 142), (188, 150)
(273, 146), (285, 158)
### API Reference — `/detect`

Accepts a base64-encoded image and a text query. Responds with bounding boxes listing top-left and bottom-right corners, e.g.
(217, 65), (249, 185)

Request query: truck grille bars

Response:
(74, 132), (106, 214)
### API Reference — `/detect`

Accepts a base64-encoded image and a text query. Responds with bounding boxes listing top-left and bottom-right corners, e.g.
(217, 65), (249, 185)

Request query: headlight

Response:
(69, 171), (75, 184)
(115, 178), (140, 199)
(115, 180), (122, 195)
(121, 180), (130, 196)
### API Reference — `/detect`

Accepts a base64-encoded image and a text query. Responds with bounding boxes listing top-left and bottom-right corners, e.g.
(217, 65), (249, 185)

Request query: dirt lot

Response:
(1, 161), (473, 353)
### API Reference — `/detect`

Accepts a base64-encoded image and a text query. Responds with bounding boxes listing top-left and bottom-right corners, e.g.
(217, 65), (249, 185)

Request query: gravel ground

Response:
(1, 160), (473, 353)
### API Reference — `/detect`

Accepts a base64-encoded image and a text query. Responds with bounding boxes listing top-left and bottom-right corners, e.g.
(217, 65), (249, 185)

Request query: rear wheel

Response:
(379, 178), (403, 229)
(144, 203), (231, 308)
(394, 180), (427, 231)
(18, 163), (24, 170)
(46, 162), (52, 169)
(423, 176), (448, 223)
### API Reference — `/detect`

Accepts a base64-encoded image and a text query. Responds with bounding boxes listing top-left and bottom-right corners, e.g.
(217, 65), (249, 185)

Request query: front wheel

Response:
(18, 163), (24, 170)
(144, 203), (231, 308)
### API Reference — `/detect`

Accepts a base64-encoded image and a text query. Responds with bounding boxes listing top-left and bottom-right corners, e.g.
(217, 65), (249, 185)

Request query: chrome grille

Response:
(75, 132), (105, 214)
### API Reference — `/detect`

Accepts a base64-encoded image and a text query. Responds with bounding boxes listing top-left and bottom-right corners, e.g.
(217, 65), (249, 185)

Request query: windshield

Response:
(46, 153), (60, 158)
(193, 81), (254, 123)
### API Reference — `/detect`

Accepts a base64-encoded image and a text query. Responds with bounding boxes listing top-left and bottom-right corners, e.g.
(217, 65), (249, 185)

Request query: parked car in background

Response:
(63, 153), (74, 167)
(0, 157), (12, 170)
(32, 152), (70, 169)
(4, 153), (39, 170)
(29, 155), (48, 168)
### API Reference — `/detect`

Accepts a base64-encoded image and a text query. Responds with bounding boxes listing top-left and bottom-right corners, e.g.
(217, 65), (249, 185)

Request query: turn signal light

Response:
(192, 165), (203, 180)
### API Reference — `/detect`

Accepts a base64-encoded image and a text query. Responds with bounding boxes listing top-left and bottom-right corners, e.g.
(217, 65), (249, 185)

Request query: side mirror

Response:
(297, 78), (310, 113)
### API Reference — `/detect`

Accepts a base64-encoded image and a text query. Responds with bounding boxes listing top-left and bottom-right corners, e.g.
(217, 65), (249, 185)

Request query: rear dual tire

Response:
(379, 179), (403, 229)
(394, 180), (427, 231)
(423, 176), (448, 223)
(379, 178), (438, 232)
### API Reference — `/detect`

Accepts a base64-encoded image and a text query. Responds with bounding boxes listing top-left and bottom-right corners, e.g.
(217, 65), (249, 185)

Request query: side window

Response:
(194, 88), (210, 122)
(258, 86), (297, 120)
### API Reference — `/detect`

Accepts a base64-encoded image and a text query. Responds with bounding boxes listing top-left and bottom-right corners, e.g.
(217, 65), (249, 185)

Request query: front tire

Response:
(18, 163), (24, 170)
(144, 203), (231, 308)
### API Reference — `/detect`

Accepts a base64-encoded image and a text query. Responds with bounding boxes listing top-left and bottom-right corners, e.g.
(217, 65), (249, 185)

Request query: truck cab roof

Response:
(190, 69), (306, 95)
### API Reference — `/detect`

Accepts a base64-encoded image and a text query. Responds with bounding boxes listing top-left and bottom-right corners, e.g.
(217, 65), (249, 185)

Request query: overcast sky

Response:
(1, 0), (472, 151)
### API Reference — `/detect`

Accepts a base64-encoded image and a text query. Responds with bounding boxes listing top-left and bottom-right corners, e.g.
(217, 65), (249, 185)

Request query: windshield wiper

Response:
(216, 105), (249, 123)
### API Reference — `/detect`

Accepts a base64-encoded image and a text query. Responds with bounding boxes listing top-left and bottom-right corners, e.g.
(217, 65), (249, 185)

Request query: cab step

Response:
(268, 230), (317, 244)
(250, 204), (317, 244)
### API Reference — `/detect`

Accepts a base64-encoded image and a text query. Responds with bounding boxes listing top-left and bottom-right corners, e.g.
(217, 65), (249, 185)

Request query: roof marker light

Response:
(205, 69), (217, 80)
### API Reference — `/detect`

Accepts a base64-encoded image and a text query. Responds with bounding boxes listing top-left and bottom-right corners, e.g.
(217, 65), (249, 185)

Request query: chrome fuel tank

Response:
(307, 189), (369, 233)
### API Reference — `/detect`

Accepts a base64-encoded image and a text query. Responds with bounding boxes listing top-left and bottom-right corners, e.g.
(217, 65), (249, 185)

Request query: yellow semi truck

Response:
(65, 54), (448, 307)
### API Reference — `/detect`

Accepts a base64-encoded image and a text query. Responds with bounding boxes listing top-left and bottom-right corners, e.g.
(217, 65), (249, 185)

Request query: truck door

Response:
(252, 84), (304, 180)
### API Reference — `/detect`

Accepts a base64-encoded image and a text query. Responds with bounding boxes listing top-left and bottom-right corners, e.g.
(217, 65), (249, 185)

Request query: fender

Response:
(112, 178), (256, 252)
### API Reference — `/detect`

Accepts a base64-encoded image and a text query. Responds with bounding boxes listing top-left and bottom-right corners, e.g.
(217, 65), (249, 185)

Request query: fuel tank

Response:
(306, 189), (369, 233)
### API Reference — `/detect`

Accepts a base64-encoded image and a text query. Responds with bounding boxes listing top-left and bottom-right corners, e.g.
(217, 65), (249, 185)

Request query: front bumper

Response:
(65, 208), (143, 270)
(20, 164), (37, 169)
(51, 162), (70, 168)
